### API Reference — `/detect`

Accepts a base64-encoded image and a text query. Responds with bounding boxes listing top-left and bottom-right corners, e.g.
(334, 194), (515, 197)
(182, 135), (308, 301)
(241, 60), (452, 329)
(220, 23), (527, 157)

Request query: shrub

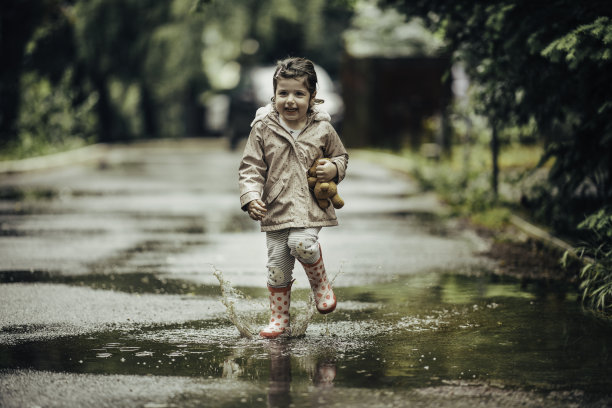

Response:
(2, 69), (98, 160)
(573, 207), (612, 313)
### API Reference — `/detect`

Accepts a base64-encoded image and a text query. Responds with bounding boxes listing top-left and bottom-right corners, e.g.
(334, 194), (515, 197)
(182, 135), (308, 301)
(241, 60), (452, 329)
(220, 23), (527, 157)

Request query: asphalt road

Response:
(3, 139), (607, 408)
(0, 139), (487, 340)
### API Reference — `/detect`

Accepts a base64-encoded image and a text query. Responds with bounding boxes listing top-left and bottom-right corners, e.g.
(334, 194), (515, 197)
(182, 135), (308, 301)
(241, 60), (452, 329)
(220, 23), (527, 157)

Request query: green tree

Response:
(3, 0), (353, 155)
(387, 0), (612, 313)
(0, 0), (71, 148)
(388, 0), (612, 231)
(73, 0), (173, 141)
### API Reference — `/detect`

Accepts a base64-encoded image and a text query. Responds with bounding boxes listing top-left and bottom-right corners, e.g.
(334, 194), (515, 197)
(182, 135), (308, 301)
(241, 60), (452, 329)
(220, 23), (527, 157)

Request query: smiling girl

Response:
(238, 57), (349, 338)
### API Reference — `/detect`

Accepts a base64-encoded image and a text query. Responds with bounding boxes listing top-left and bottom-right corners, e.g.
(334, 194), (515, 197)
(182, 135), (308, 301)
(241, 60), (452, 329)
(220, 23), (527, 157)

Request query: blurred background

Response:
(1, 0), (611, 310)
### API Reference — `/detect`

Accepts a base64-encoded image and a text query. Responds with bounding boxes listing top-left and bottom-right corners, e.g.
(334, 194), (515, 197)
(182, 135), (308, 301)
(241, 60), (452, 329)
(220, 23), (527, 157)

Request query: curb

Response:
(0, 138), (230, 175)
(509, 214), (590, 263)
(0, 144), (109, 175)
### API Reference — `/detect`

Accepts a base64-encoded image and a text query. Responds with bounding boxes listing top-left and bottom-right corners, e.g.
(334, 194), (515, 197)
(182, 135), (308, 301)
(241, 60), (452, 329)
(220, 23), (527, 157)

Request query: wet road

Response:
(1, 139), (611, 407)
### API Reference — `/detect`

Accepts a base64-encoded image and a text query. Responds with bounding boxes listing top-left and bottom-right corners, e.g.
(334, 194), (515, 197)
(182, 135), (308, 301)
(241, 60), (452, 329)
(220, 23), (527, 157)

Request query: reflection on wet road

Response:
(2, 273), (612, 407)
(1, 140), (611, 407)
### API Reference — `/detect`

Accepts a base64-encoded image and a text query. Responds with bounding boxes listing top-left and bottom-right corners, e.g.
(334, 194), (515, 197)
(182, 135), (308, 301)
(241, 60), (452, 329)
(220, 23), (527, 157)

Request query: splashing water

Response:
(212, 267), (317, 339)
(212, 268), (258, 338)
(290, 292), (317, 337)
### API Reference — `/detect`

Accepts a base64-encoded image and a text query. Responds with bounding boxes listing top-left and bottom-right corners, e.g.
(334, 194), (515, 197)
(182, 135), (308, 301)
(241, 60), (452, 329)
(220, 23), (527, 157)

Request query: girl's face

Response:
(274, 76), (315, 128)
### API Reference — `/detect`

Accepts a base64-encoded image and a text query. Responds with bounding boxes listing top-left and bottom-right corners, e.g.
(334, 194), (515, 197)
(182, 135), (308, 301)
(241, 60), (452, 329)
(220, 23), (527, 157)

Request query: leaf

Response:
(580, 263), (593, 277)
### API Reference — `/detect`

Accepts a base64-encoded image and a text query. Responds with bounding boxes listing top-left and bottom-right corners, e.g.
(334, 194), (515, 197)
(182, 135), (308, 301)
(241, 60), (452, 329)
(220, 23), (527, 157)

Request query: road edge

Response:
(350, 148), (585, 264)
(0, 144), (109, 175)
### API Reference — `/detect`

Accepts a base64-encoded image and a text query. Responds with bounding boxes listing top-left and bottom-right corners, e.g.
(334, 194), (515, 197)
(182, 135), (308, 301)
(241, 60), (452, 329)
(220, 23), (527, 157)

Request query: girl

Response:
(238, 57), (348, 338)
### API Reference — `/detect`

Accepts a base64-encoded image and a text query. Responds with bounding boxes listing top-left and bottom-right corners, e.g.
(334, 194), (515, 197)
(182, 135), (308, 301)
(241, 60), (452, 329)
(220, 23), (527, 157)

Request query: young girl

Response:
(238, 57), (349, 338)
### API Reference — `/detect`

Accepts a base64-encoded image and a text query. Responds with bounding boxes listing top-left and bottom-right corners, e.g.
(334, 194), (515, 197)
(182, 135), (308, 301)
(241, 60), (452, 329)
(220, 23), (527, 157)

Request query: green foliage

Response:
(1, 0), (354, 156)
(471, 207), (512, 230)
(574, 207), (612, 314)
(542, 17), (612, 70)
(1, 70), (97, 160)
(388, 0), (612, 234)
(189, 0), (212, 14)
(399, 133), (546, 231)
(343, 1), (444, 57)
(395, 0), (612, 316)
(0, 0), (73, 147)
(404, 140), (517, 225)
(413, 162), (497, 215)
(72, 0), (176, 140)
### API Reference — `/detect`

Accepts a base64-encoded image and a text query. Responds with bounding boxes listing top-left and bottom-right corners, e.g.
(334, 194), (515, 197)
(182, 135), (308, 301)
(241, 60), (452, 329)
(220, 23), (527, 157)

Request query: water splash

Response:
(290, 292), (317, 337)
(212, 267), (258, 338)
(212, 267), (317, 339)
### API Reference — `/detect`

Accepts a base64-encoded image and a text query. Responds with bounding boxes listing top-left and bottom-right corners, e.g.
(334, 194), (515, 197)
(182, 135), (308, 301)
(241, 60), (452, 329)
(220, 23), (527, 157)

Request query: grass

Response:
(393, 142), (546, 229)
(354, 141), (559, 234)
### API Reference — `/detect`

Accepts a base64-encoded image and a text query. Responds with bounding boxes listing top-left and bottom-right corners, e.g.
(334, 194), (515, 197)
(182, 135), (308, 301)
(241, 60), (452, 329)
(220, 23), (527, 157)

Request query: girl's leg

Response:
(287, 227), (321, 265)
(287, 228), (336, 314)
(266, 229), (295, 287)
(261, 229), (294, 338)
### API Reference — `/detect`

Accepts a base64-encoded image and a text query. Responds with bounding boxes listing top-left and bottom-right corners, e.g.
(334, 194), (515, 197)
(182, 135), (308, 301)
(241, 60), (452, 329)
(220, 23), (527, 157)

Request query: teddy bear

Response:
(307, 158), (345, 210)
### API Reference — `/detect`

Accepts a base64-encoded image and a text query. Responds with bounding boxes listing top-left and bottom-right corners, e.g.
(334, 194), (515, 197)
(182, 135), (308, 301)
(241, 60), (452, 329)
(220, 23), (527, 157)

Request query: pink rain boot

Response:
(260, 282), (293, 338)
(300, 246), (336, 314)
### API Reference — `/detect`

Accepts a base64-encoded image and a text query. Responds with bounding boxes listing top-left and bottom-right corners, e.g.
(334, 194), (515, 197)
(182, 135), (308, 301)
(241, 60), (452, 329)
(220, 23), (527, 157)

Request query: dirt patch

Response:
(485, 239), (578, 280)
(473, 218), (583, 286)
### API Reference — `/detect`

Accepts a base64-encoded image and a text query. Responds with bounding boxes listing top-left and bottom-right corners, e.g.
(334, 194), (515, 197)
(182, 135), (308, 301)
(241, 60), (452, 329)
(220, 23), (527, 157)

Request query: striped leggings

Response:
(266, 227), (322, 287)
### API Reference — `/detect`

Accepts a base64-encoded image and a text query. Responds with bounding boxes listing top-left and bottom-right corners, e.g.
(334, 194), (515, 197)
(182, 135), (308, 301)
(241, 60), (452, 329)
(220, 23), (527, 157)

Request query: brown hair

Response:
(273, 57), (324, 106)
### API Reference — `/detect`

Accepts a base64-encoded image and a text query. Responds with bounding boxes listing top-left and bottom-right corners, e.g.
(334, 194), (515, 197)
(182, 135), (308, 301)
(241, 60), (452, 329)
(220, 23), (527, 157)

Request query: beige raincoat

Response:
(238, 105), (348, 232)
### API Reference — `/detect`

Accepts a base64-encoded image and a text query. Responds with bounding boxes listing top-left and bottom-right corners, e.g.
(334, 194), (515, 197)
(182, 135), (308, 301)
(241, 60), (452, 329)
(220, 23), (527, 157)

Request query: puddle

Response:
(0, 271), (220, 296)
(212, 268), (318, 339)
(1, 272), (611, 407)
(3, 141), (607, 407)
(0, 186), (59, 201)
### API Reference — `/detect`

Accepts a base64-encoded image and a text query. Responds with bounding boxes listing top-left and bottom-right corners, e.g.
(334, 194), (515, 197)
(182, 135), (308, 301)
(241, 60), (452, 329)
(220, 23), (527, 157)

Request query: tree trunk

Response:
(92, 75), (114, 143)
(491, 123), (499, 198)
(140, 83), (158, 138)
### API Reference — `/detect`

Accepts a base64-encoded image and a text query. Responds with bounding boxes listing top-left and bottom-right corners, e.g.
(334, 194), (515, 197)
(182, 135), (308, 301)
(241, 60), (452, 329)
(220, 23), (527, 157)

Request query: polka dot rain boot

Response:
(300, 246), (336, 314)
(260, 282), (293, 338)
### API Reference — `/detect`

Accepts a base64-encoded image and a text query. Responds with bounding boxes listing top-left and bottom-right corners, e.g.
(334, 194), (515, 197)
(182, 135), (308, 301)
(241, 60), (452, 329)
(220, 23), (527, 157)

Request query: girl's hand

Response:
(247, 199), (267, 221)
(316, 159), (338, 182)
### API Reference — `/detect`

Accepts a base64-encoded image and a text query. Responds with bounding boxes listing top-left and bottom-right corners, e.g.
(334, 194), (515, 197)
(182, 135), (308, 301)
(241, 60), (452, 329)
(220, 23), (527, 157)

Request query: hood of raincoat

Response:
(250, 104), (332, 128)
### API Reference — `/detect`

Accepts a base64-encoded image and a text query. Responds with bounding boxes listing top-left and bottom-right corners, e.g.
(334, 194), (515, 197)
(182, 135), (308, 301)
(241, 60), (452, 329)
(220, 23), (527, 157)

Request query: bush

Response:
(2, 70), (98, 160)
(573, 207), (612, 314)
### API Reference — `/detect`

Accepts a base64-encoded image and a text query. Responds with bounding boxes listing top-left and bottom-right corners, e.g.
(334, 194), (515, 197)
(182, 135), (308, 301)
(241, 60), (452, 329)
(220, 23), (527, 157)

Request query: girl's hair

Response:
(272, 57), (324, 106)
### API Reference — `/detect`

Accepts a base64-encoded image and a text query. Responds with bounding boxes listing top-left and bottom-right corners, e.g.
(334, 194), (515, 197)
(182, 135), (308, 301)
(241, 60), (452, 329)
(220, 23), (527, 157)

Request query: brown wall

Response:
(340, 55), (451, 150)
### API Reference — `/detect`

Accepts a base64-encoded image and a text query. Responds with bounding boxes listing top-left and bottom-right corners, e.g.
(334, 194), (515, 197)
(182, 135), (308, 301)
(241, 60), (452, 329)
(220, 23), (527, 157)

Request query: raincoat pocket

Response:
(262, 177), (286, 205)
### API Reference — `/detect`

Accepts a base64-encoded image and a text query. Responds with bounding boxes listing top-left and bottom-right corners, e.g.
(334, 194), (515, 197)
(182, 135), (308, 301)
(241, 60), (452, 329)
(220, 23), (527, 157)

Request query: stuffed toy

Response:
(307, 159), (345, 210)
